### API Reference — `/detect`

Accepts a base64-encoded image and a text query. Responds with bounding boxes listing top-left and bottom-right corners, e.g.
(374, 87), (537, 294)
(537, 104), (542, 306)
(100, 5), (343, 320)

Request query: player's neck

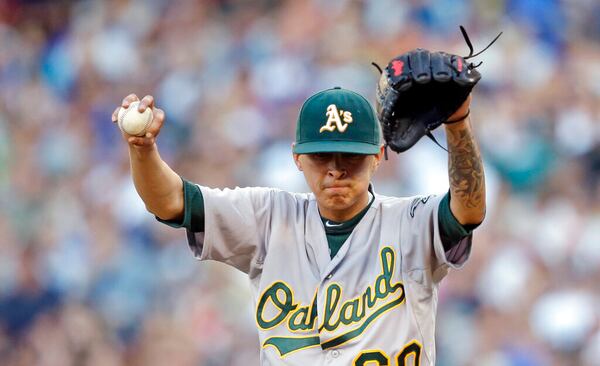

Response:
(319, 191), (371, 222)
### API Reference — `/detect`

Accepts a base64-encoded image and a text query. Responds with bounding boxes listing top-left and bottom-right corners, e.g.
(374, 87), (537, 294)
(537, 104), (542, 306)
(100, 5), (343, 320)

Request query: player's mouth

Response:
(322, 184), (351, 193)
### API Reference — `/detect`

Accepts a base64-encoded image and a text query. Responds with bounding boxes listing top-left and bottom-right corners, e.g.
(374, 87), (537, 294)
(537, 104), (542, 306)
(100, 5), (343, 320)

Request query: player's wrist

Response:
(443, 116), (471, 133)
(128, 141), (158, 159)
(444, 109), (470, 125)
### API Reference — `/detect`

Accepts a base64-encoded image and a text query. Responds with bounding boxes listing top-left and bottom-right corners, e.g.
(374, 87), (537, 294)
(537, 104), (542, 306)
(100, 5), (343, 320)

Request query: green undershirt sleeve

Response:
(438, 191), (480, 251)
(155, 178), (205, 232)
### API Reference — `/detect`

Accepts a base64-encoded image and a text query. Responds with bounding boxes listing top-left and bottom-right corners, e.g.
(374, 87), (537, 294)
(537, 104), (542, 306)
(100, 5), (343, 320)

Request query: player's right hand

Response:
(111, 94), (166, 148)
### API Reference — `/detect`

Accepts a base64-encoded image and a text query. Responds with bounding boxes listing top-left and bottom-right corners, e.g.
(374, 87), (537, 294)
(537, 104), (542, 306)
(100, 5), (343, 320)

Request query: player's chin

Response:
(322, 185), (353, 195)
(322, 194), (353, 209)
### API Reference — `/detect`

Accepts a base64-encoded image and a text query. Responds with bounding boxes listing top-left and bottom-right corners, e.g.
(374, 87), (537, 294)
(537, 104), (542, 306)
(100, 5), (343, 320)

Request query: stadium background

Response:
(0, 0), (599, 365)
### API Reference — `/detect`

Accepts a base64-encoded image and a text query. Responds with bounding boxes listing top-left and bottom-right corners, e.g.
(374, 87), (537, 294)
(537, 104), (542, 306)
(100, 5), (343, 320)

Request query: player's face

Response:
(293, 149), (383, 222)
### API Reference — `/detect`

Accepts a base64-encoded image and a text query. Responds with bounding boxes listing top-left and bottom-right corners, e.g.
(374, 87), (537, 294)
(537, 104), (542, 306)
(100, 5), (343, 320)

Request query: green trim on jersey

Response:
(438, 191), (480, 247)
(155, 178), (205, 232)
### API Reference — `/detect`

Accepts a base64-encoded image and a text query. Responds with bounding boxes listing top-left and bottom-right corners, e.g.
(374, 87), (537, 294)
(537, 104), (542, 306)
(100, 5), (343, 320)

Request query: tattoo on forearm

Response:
(447, 123), (485, 209)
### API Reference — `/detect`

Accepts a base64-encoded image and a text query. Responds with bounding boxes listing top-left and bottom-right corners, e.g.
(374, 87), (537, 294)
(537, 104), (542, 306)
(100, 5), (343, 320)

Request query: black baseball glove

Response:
(374, 26), (501, 154)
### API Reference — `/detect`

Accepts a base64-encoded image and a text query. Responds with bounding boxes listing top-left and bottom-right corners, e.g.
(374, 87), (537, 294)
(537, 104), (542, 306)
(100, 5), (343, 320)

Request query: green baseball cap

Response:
(293, 87), (382, 154)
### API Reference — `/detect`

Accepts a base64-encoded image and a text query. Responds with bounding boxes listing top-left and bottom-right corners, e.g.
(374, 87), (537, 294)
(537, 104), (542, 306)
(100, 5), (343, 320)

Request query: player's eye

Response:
(342, 153), (365, 161)
(312, 153), (332, 161)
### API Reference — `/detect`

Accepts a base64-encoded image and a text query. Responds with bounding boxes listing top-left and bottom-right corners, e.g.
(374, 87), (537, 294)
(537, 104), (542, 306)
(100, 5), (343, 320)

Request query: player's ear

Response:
(291, 143), (303, 171)
(371, 145), (385, 172)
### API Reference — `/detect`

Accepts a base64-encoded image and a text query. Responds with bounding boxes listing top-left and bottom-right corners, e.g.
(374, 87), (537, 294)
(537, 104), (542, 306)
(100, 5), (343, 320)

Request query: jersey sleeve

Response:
(156, 178), (205, 232)
(400, 194), (472, 283)
(186, 185), (274, 276)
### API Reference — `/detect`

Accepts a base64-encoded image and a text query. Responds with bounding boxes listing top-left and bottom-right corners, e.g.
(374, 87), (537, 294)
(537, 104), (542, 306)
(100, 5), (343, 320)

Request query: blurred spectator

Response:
(0, 245), (61, 338)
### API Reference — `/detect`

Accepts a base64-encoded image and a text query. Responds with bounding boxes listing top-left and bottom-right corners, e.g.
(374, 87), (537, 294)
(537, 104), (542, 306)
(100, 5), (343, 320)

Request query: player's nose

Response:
(327, 169), (345, 179)
(327, 154), (347, 179)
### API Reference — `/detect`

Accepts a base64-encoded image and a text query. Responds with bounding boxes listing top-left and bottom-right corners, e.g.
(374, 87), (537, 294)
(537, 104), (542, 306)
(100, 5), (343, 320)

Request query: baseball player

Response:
(112, 83), (485, 365)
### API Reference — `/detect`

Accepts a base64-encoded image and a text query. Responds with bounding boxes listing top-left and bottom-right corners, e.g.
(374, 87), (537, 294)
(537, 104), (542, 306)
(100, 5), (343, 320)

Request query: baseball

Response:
(117, 101), (153, 136)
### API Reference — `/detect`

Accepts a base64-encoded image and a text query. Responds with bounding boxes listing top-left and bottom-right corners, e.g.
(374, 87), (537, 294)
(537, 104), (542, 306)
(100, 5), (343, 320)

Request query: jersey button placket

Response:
(331, 349), (341, 358)
(326, 273), (333, 280)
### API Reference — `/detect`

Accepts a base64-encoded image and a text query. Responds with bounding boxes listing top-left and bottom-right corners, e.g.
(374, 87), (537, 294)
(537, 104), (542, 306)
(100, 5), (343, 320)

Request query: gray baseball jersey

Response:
(185, 185), (471, 366)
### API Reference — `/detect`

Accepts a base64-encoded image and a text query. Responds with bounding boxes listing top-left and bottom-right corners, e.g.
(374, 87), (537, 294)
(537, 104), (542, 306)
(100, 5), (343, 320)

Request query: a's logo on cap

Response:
(319, 104), (353, 133)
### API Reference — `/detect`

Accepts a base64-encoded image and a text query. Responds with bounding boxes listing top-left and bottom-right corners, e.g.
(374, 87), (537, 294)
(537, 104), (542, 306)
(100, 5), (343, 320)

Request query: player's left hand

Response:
(375, 48), (480, 153)
(374, 26), (501, 153)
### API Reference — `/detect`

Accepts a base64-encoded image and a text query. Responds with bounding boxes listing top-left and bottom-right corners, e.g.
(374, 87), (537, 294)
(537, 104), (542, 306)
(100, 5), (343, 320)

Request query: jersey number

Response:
(353, 341), (421, 366)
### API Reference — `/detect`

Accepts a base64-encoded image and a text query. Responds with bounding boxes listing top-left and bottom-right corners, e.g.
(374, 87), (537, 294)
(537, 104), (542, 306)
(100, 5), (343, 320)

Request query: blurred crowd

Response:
(0, 0), (599, 365)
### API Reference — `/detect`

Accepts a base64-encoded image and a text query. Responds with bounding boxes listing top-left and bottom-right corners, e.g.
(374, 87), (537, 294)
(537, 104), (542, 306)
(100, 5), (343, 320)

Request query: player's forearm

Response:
(445, 117), (486, 225)
(128, 144), (184, 221)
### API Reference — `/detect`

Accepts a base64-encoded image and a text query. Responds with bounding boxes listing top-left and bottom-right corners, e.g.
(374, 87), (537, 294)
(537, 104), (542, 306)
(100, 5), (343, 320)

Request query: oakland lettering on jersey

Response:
(255, 284), (318, 331)
(257, 247), (406, 357)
